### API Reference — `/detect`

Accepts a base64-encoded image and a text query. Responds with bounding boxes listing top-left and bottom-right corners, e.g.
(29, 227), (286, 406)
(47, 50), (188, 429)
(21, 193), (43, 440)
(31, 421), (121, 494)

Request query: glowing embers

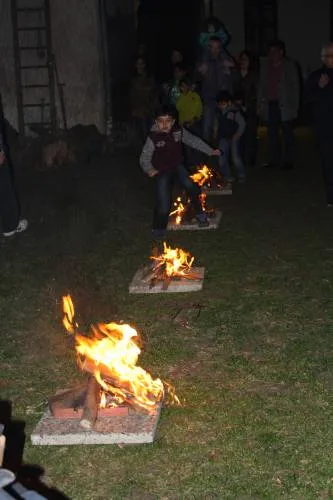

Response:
(168, 193), (222, 230)
(129, 243), (205, 294)
(190, 164), (232, 195)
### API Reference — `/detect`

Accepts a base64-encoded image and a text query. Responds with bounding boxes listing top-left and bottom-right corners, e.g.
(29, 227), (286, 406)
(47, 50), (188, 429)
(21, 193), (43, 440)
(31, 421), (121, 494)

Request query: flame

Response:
(62, 296), (179, 412)
(190, 165), (213, 187)
(200, 193), (207, 212)
(170, 197), (185, 225)
(151, 242), (194, 278)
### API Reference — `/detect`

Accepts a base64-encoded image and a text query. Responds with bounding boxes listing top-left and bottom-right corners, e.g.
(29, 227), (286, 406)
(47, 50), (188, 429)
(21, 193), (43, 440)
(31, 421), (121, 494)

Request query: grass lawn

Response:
(0, 134), (332, 499)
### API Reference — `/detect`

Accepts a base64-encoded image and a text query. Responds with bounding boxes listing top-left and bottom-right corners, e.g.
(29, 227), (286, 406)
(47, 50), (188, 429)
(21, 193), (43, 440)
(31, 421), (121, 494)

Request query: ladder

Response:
(11, 0), (57, 136)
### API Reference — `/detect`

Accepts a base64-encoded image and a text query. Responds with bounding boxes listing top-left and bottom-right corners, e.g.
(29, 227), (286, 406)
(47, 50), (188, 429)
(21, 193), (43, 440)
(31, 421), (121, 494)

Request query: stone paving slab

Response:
(168, 210), (222, 231)
(129, 267), (205, 294)
(203, 186), (232, 195)
(31, 404), (161, 445)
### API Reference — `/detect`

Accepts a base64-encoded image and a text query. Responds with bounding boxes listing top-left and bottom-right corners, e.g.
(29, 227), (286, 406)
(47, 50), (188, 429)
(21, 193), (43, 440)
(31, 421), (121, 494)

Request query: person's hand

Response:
(319, 74), (329, 88)
(147, 168), (158, 178)
(0, 151), (6, 166)
(198, 63), (208, 75)
(210, 149), (221, 156)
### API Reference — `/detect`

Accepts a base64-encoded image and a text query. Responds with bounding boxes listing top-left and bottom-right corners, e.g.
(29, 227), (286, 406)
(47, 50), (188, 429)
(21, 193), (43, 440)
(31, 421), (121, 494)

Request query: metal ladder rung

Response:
(22, 103), (51, 108)
(17, 26), (46, 31)
(22, 84), (49, 88)
(17, 7), (45, 12)
(20, 64), (49, 69)
(19, 46), (48, 51)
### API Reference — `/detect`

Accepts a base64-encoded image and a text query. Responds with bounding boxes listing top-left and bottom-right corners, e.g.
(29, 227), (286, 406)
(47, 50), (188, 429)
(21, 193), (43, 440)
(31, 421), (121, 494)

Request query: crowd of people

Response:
(132, 18), (333, 240)
(1, 17), (333, 238)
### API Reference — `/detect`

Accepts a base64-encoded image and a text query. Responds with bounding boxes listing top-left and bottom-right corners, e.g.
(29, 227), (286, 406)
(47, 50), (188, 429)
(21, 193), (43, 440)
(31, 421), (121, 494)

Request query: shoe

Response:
(281, 163), (294, 170)
(3, 219), (28, 237)
(262, 162), (278, 168)
(327, 203), (333, 208)
(196, 213), (210, 228)
(237, 177), (246, 184)
(151, 228), (166, 241)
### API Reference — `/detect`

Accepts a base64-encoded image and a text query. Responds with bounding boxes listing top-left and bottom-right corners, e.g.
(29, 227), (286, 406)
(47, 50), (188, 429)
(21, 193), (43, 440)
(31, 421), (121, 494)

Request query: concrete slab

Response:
(31, 404), (161, 446)
(204, 186), (232, 196)
(129, 267), (205, 294)
(168, 210), (222, 231)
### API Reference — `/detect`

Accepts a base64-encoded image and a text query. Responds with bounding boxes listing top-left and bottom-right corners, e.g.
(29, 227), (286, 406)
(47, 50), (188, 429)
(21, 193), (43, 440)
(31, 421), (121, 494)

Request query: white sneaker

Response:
(3, 219), (28, 237)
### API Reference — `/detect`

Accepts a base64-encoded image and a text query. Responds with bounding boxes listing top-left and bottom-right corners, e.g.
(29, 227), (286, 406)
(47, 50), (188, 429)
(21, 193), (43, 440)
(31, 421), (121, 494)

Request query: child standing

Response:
(161, 63), (187, 108)
(140, 106), (220, 239)
(176, 79), (203, 128)
(216, 91), (246, 184)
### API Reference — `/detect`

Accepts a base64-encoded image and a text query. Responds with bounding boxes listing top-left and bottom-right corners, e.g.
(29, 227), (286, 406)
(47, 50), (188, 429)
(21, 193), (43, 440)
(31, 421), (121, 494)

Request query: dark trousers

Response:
(184, 120), (203, 168)
(318, 138), (333, 204)
(268, 101), (294, 165)
(0, 159), (20, 233)
(153, 164), (203, 230)
(242, 109), (258, 166)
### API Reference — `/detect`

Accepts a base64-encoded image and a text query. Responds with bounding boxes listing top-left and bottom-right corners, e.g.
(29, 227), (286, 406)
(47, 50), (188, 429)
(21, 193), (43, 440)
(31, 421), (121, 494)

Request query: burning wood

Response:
(169, 193), (216, 227)
(150, 243), (200, 284)
(48, 296), (179, 428)
(190, 165), (226, 190)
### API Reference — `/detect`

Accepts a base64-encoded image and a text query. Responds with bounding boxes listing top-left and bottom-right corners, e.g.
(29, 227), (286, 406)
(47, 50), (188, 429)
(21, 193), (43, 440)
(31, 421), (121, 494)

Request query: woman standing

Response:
(235, 51), (259, 167)
(130, 57), (158, 143)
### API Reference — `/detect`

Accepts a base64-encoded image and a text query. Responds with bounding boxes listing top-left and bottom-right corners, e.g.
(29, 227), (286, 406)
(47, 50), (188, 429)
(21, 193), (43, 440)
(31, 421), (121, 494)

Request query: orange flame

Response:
(170, 196), (185, 225)
(151, 242), (194, 278)
(62, 296), (179, 412)
(190, 165), (213, 187)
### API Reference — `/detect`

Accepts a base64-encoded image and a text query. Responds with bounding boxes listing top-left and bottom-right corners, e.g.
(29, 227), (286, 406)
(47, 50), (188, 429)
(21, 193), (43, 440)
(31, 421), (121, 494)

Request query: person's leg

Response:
(318, 139), (333, 204)
(152, 172), (173, 236)
(0, 160), (20, 234)
(176, 164), (208, 225)
(281, 120), (294, 168)
(231, 137), (246, 181)
(244, 109), (258, 166)
(267, 101), (281, 166)
(218, 138), (232, 181)
(202, 101), (215, 142)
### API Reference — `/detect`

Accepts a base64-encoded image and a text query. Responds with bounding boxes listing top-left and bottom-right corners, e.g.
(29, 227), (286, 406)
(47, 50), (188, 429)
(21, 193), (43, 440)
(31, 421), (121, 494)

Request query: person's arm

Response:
(182, 128), (219, 155)
(139, 137), (158, 176)
(304, 72), (321, 105)
(234, 111), (246, 138)
(289, 61), (300, 113)
(193, 93), (203, 120)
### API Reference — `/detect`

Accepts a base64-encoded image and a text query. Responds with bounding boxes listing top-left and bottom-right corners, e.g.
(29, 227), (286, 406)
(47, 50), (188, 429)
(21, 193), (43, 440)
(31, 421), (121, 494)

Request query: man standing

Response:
(306, 42), (333, 206)
(197, 36), (234, 141)
(258, 40), (299, 169)
(0, 95), (28, 237)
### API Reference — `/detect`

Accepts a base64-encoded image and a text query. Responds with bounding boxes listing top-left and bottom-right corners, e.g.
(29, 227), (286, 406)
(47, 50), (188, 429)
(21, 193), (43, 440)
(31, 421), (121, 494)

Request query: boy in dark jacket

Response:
(215, 91), (246, 185)
(140, 106), (220, 239)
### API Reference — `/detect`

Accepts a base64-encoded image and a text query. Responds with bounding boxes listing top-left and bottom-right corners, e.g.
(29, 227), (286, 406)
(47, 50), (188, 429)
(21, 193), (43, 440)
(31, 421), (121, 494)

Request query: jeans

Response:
(218, 137), (245, 181)
(183, 120), (203, 168)
(0, 159), (20, 233)
(318, 138), (333, 204)
(202, 101), (217, 142)
(268, 101), (294, 165)
(153, 164), (203, 230)
(242, 109), (258, 166)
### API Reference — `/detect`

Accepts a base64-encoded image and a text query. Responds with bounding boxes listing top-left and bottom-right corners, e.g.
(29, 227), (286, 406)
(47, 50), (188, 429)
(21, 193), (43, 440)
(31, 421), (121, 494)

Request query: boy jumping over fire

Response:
(140, 105), (220, 240)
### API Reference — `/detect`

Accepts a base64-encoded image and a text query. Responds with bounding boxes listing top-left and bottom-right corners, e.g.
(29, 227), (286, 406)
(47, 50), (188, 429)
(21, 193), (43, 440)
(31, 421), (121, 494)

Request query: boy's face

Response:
(218, 100), (229, 111)
(174, 68), (185, 81)
(180, 82), (189, 94)
(156, 115), (175, 133)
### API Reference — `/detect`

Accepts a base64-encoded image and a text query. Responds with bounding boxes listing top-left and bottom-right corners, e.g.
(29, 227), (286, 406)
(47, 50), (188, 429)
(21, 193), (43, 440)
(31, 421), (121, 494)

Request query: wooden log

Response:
(79, 376), (100, 430)
(48, 385), (87, 416)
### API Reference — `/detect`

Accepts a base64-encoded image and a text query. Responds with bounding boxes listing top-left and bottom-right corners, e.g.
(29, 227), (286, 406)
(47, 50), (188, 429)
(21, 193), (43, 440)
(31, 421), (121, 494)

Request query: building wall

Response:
(278, 0), (330, 77)
(212, 0), (330, 75)
(0, 0), (105, 133)
(213, 0), (245, 56)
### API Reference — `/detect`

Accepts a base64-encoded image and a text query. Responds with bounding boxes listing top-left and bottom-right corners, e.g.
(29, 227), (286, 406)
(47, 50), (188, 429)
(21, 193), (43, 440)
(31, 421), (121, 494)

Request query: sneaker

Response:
(151, 228), (165, 241)
(263, 162), (278, 168)
(237, 177), (246, 184)
(196, 213), (210, 228)
(3, 219), (28, 237)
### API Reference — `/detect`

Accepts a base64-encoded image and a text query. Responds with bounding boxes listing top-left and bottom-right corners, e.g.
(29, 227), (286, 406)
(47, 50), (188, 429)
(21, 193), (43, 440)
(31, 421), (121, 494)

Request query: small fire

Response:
(62, 296), (179, 412)
(190, 165), (213, 187)
(169, 196), (185, 225)
(200, 192), (207, 212)
(151, 242), (194, 278)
